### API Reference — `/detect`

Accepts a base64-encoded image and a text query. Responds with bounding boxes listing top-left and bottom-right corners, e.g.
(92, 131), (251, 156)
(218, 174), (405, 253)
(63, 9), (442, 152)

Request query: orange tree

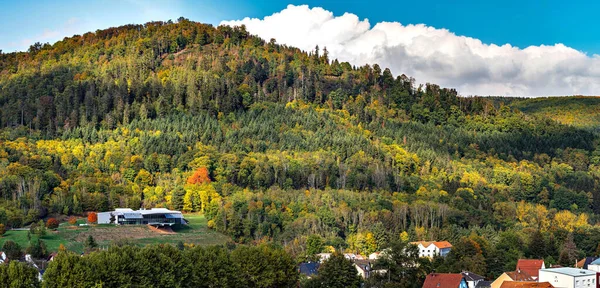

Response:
(87, 212), (98, 224)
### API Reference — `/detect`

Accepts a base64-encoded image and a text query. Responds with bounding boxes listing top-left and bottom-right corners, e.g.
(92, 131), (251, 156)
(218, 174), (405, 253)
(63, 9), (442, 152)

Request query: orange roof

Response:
(505, 270), (535, 282)
(576, 259), (586, 268)
(500, 282), (553, 288)
(516, 259), (544, 278)
(410, 241), (453, 249)
(423, 273), (464, 288)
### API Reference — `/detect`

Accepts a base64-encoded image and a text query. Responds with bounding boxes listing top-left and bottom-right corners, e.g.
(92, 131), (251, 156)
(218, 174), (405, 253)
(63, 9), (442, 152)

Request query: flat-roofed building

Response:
(538, 268), (596, 288)
(98, 208), (186, 226)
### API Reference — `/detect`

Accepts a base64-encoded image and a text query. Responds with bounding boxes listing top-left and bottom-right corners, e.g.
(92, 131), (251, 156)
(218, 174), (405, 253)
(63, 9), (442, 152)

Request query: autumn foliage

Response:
(68, 216), (77, 225)
(0, 224), (5, 236)
(46, 218), (59, 229)
(187, 167), (211, 185)
(87, 212), (98, 224)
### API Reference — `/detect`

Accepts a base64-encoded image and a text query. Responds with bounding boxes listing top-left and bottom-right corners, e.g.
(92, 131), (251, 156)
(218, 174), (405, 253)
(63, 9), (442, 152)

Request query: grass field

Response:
(0, 214), (229, 254)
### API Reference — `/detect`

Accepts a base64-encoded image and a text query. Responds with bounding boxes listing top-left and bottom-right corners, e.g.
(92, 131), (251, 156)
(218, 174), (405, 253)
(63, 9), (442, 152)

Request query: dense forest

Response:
(1, 18), (600, 283)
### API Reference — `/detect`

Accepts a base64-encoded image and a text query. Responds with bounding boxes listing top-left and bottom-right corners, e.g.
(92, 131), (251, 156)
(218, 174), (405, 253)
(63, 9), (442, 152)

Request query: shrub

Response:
(0, 224), (5, 236)
(68, 216), (77, 225)
(2, 240), (22, 260)
(87, 212), (97, 224)
(46, 218), (59, 229)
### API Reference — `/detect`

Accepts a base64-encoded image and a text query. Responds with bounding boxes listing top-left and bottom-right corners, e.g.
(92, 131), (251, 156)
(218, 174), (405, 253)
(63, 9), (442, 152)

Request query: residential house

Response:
(499, 282), (554, 288)
(344, 253), (365, 260)
(0, 251), (6, 264)
(411, 241), (453, 258)
(576, 258), (598, 270)
(299, 262), (320, 278)
(491, 270), (536, 288)
(369, 248), (391, 260)
(476, 281), (492, 288)
(517, 259), (546, 281)
(316, 253), (331, 263)
(538, 268), (596, 288)
(354, 260), (373, 279)
(586, 258), (600, 272)
(423, 273), (468, 288)
(462, 271), (486, 288)
(47, 252), (57, 262)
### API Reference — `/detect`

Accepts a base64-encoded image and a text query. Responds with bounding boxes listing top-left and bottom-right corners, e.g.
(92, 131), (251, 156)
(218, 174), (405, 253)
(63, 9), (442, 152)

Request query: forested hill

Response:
(1, 18), (600, 276)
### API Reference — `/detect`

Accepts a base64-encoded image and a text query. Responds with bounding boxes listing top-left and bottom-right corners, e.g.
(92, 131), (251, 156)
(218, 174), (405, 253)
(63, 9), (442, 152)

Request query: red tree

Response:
(87, 212), (98, 224)
(187, 167), (211, 185)
(46, 218), (59, 229)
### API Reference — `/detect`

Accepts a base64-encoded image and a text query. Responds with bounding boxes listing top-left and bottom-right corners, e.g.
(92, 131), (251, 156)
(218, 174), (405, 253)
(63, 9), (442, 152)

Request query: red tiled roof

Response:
(505, 270), (535, 282)
(411, 241), (453, 249)
(500, 282), (553, 288)
(423, 273), (464, 288)
(516, 259), (544, 278)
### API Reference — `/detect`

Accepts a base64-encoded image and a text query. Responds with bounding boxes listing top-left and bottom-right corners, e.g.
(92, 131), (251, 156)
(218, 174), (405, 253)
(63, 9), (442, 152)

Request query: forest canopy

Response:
(1, 18), (600, 280)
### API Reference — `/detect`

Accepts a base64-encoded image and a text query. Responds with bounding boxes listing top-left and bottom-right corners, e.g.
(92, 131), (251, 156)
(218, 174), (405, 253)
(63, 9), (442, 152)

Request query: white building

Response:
(410, 241), (453, 258)
(97, 208), (186, 226)
(587, 258), (600, 272)
(538, 268), (596, 288)
(317, 253), (331, 263)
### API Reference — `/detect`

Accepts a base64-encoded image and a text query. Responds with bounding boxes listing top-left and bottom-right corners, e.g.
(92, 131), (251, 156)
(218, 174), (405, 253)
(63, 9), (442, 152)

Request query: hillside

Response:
(1, 18), (600, 278)
(510, 96), (600, 129)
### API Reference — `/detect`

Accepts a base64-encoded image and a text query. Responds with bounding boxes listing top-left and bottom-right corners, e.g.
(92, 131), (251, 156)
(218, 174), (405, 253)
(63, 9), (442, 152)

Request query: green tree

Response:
(308, 252), (362, 288)
(2, 240), (22, 260)
(85, 235), (97, 249)
(369, 241), (429, 288)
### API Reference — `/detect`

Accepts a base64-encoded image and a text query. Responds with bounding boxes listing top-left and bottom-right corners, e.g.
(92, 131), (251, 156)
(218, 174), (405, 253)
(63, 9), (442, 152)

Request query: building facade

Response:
(97, 208), (186, 226)
(538, 268), (596, 288)
(410, 241), (453, 258)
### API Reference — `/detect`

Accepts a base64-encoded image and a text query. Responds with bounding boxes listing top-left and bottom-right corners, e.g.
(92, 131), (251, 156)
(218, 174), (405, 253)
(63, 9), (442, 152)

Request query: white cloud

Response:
(221, 5), (600, 96)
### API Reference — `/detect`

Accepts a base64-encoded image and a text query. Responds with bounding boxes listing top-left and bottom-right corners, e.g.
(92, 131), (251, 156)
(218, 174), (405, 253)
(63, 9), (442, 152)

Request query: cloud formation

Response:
(221, 5), (600, 96)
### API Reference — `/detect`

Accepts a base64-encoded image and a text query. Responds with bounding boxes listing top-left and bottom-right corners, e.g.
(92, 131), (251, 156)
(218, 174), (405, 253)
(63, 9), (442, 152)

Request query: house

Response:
(411, 241), (453, 258)
(517, 259), (546, 280)
(299, 262), (320, 278)
(462, 271), (486, 288)
(476, 281), (493, 288)
(344, 253), (365, 260)
(354, 260), (373, 279)
(369, 248), (391, 260)
(491, 270), (536, 288)
(499, 282), (554, 288)
(538, 268), (596, 288)
(97, 208), (186, 226)
(423, 273), (468, 288)
(317, 253), (331, 263)
(576, 258), (598, 270)
(0, 251), (6, 264)
(47, 252), (57, 262)
(586, 258), (600, 272)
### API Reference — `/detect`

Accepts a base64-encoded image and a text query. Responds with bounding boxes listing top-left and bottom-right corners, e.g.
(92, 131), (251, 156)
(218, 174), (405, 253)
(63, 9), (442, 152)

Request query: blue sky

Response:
(1, 0), (599, 96)
(1, 0), (598, 54)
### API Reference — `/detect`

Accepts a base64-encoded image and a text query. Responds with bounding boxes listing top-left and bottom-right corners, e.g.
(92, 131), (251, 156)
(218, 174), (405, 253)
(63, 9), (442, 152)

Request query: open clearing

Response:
(0, 214), (229, 254)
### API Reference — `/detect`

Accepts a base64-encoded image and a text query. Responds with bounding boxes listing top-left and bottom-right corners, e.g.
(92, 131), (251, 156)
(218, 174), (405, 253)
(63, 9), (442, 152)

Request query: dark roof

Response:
(505, 270), (535, 282)
(462, 271), (485, 281)
(476, 281), (492, 288)
(516, 259), (544, 278)
(299, 262), (320, 277)
(423, 273), (465, 288)
(353, 260), (373, 272)
(500, 282), (553, 288)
